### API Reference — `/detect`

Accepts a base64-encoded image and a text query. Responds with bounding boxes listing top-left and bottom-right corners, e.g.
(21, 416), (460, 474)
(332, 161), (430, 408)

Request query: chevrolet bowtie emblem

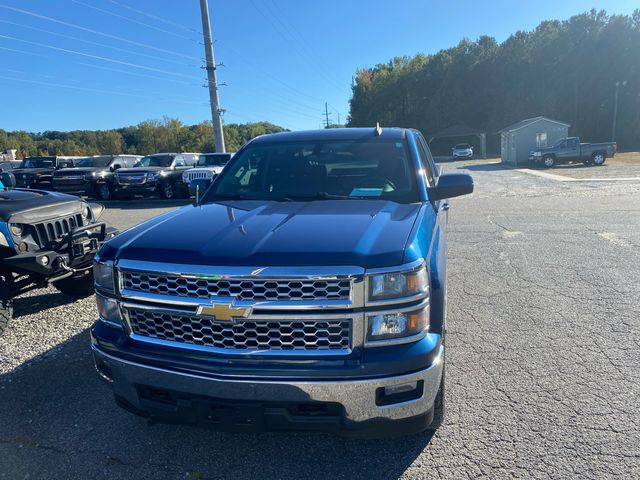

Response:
(196, 301), (251, 321)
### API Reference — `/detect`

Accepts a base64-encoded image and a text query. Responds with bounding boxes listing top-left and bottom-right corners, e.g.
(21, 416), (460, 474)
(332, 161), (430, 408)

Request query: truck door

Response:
(564, 138), (580, 162)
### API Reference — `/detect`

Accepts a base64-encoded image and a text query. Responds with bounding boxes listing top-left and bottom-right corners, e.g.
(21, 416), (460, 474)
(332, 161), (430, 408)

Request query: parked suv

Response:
(182, 152), (233, 197)
(12, 156), (77, 189)
(52, 155), (141, 200)
(91, 127), (473, 437)
(113, 153), (199, 199)
(452, 143), (473, 160)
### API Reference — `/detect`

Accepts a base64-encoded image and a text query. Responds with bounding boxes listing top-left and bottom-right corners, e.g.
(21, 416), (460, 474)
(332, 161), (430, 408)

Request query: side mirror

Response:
(190, 178), (211, 204)
(88, 202), (105, 220)
(111, 164), (121, 171)
(0, 172), (16, 188)
(428, 173), (473, 201)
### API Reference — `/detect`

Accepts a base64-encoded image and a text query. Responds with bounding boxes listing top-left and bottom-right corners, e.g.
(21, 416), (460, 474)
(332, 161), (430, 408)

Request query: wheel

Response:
(542, 155), (555, 168)
(159, 182), (175, 199)
(0, 280), (13, 336)
(53, 270), (95, 298)
(95, 183), (112, 200)
(592, 152), (606, 166)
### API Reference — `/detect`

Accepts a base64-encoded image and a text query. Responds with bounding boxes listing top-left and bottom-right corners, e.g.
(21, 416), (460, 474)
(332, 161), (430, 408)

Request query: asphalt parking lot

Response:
(1, 160), (639, 479)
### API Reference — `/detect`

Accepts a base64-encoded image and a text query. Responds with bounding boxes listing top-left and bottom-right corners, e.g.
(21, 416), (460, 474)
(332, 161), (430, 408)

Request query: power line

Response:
(107, 0), (201, 36)
(0, 5), (200, 61)
(218, 43), (325, 106)
(70, 0), (199, 43)
(266, 0), (349, 96)
(0, 33), (203, 80)
(0, 19), (197, 67)
(251, 0), (347, 94)
(0, 75), (205, 105)
(75, 62), (200, 87)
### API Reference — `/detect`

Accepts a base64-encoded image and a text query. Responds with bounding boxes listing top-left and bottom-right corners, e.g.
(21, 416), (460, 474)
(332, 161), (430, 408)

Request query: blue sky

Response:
(0, 0), (637, 132)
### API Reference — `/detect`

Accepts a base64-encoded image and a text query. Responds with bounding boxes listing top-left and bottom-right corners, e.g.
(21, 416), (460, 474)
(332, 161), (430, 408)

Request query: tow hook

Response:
(58, 258), (92, 275)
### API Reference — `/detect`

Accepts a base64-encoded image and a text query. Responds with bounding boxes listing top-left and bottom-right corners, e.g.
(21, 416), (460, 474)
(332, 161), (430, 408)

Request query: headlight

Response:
(81, 205), (91, 222)
(532, 151), (542, 157)
(93, 261), (115, 292)
(147, 172), (160, 180)
(9, 223), (23, 236)
(367, 305), (429, 345)
(367, 266), (428, 302)
(95, 293), (122, 327)
(182, 172), (189, 182)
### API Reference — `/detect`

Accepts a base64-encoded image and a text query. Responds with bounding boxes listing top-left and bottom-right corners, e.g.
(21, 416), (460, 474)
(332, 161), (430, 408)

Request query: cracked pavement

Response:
(0, 162), (639, 479)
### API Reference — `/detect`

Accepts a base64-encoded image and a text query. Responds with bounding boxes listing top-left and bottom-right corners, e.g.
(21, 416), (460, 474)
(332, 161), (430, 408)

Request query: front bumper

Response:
(452, 153), (473, 159)
(4, 223), (118, 276)
(114, 183), (158, 195)
(92, 343), (443, 431)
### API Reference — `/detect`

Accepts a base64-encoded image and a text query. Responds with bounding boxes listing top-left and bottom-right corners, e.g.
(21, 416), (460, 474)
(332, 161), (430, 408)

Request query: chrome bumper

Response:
(92, 344), (443, 424)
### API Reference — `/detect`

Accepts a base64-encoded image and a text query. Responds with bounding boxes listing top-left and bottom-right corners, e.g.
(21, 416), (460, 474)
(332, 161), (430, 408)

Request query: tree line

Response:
(348, 10), (640, 153)
(0, 118), (286, 159)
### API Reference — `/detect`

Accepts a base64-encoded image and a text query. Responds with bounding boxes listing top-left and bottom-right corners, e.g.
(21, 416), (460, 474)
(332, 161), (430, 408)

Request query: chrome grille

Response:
(183, 169), (213, 182)
(125, 306), (351, 351)
(116, 173), (146, 185)
(121, 271), (351, 301)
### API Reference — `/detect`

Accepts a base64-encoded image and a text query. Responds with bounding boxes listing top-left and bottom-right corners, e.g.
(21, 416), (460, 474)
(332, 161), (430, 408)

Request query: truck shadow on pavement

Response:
(0, 330), (435, 479)
(12, 291), (78, 318)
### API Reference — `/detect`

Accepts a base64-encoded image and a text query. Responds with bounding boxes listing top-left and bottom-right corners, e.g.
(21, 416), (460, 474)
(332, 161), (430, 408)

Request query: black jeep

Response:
(12, 156), (76, 190)
(0, 174), (118, 336)
(52, 155), (141, 200)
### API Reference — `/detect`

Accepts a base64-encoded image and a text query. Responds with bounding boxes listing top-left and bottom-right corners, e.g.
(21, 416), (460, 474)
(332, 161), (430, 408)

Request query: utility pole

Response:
(611, 80), (627, 142)
(199, 0), (225, 152)
(323, 102), (332, 128)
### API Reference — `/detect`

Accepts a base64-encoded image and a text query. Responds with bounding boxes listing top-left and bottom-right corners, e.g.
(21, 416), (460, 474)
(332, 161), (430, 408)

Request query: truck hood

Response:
(116, 167), (168, 174)
(53, 167), (104, 176)
(104, 200), (421, 268)
(12, 168), (52, 176)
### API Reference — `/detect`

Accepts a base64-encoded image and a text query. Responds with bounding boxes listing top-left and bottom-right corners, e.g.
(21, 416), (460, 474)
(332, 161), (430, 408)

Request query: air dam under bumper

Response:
(92, 344), (443, 432)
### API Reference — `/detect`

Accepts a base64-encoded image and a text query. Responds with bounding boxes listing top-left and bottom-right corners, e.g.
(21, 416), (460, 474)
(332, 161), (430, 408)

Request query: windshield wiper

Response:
(282, 192), (368, 200)
(211, 193), (294, 201)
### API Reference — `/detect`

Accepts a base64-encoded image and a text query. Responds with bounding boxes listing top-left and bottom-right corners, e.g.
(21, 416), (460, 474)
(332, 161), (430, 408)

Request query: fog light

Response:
(40, 255), (49, 266)
(384, 382), (418, 396)
(376, 380), (424, 406)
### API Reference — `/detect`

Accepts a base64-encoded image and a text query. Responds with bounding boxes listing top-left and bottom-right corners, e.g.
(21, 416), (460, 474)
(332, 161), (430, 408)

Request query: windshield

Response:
(455, 144), (471, 149)
(206, 139), (418, 203)
(134, 155), (172, 168)
(19, 158), (55, 169)
(197, 153), (231, 167)
(74, 156), (112, 168)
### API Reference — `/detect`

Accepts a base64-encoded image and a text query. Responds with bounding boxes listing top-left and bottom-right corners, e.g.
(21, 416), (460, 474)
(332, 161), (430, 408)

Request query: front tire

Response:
(542, 155), (555, 168)
(592, 152), (606, 166)
(0, 280), (13, 336)
(53, 270), (95, 298)
(95, 183), (112, 201)
(159, 182), (175, 199)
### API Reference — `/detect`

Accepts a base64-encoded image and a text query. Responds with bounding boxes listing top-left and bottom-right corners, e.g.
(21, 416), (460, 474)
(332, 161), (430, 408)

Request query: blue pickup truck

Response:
(91, 127), (473, 437)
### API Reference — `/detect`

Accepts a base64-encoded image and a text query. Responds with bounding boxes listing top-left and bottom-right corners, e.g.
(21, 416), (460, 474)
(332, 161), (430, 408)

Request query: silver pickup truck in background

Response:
(530, 137), (617, 168)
